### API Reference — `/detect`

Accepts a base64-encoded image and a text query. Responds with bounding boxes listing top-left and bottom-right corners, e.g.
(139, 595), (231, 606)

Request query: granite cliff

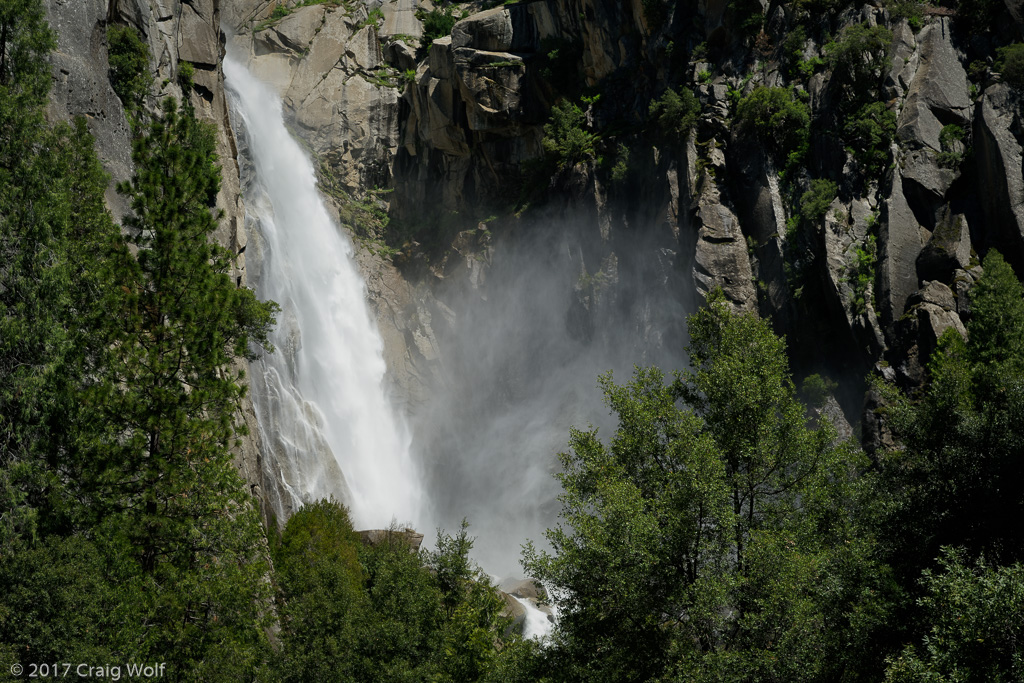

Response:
(42, 0), (1024, 519)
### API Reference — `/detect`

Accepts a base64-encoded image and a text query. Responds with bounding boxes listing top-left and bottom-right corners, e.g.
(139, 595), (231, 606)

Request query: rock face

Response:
(976, 83), (1024, 267)
(47, 0), (1024, 528)
(235, 4), (403, 193)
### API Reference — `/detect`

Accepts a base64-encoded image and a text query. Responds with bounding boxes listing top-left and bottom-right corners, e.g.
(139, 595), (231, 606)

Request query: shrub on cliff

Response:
(735, 86), (810, 165)
(417, 3), (461, 52)
(844, 101), (897, 180)
(107, 24), (151, 128)
(997, 43), (1024, 89)
(542, 98), (599, 169)
(649, 87), (701, 142)
(826, 22), (893, 106)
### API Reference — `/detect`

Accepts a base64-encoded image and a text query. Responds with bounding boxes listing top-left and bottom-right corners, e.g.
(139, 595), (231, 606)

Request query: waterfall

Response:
(513, 595), (557, 640)
(223, 55), (422, 530)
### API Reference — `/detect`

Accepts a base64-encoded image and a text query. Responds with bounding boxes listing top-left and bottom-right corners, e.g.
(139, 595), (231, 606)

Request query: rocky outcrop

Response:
(235, 4), (403, 193)
(976, 83), (1024, 266)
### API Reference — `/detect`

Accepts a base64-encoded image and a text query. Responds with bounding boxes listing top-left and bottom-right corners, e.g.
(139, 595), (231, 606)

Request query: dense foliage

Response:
(541, 98), (599, 170)
(524, 290), (881, 681)
(520, 260), (1024, 681)
(272, 505), (514, 683)
(1, 7), (277, 679)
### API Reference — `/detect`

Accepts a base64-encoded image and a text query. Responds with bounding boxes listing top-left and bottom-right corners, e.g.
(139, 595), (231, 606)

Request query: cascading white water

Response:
(223, 55), (422, 530)
(513, 595), (557, 640)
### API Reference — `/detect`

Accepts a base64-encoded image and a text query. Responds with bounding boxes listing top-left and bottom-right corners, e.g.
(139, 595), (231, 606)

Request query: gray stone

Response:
(917, 208), (971, 282)
(917, 301), (967, 359)
(177, 2), (219, 66)
(267, 5), (326, 55)
(453, 49), (527, 131)
(909, 280), (957, 311)
(691, 180), (756, 312)
(886, 20), (919, 98)
(976, 84), (1024, 265)
(381, 0), (423, 38)
(451, 8), (513, 52)
(895, 19), (971, 201)
(43, 0), (134, 217)
(880, 171), (926, 332)
(348, 25), (382, 70)
(384, 39), (418, 72)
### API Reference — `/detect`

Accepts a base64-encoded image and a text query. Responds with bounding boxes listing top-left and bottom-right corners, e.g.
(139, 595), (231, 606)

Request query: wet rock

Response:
(499, 591), (528, 636)
(499, 578), (548, 601)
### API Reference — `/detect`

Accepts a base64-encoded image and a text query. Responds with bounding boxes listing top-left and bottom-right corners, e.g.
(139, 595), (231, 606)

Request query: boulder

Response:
(384, 39), (418, 72)
(909, 281), (967, 362)
(499, 578), (547, 601)
(916, 208), (971, 283)
(357, 528), (425, 551)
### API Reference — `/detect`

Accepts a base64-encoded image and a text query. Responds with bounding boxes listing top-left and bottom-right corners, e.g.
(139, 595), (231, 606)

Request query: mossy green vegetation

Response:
(735, 85), (810, 168)
(541, 97), (599, 170)
(648, 87), (701, 142)
(997, 42), (1024, 89)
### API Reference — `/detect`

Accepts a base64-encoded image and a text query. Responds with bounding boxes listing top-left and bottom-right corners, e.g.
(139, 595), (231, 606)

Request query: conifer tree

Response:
(59, 96), (280, 677)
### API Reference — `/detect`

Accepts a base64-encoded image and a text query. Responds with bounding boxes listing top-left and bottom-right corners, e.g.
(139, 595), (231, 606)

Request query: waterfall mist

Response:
(224, 55), (424, 530)
(223, 51), (690, 577)
(413, 218), (691, 576)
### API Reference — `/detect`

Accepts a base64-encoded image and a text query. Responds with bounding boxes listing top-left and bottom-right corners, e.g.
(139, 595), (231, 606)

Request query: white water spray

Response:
(224, 55), (422, 529)
(513, 595), (556, 640)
